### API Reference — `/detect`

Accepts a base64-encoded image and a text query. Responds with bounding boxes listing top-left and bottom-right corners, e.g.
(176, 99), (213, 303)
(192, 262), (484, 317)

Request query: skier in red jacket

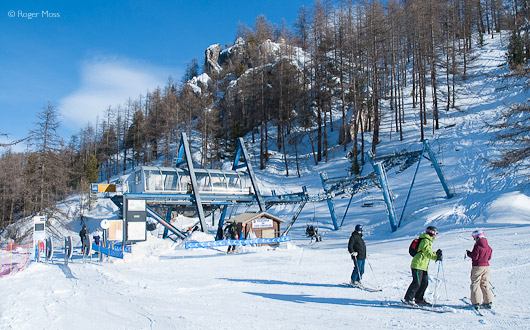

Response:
(466, 230), (493, 309)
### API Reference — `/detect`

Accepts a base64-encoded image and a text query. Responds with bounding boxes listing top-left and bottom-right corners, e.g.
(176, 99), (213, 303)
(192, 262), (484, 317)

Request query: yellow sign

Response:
(98, 184), (116, 192)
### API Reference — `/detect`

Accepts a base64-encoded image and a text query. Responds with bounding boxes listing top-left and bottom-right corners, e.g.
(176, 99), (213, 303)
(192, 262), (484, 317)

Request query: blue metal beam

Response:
(423, 140), (453, 198)
(146, 206), (186, 239)
(215, 206), (228, 240)
(320, 172), (340, 230)
(398, 144), (426, 227)
(340, 193), (355, 227)
(372, 161), (398, 232)
(234, 137), (265, 211)
(179, 133), (209, 233)
(163, 207), (172, 239)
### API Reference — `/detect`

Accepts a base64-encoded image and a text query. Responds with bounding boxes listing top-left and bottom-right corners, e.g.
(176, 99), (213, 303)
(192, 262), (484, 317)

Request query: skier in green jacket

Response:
(403, 226), (443, 306)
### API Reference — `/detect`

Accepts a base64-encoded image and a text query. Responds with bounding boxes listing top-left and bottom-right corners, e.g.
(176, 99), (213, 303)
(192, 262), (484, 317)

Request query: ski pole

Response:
(489, 281), (496, 297)
(353, 255), (362, 283)
(441, 260), (449, 300)
(367, 258), (381, 289)
(433, 261), (441, 307)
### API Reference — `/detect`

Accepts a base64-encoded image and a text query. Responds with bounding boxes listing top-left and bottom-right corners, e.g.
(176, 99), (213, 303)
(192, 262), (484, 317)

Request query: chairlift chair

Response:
(361, 190), (374, 207)
(305, 202), (322, 242)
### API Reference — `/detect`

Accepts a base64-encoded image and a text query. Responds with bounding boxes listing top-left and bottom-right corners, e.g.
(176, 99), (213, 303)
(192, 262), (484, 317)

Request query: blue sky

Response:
(0, 0), (315, 148)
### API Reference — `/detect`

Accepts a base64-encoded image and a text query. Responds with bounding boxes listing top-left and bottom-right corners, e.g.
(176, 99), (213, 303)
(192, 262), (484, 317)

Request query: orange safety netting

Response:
(0, 240), (32, 277)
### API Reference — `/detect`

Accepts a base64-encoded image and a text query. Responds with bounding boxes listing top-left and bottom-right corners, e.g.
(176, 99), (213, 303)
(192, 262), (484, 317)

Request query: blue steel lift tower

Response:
(320, 140), (453, 232)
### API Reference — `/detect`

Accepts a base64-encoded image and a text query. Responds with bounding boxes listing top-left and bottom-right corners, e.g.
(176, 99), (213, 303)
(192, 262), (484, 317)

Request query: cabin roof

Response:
(227, 212), (285, 224)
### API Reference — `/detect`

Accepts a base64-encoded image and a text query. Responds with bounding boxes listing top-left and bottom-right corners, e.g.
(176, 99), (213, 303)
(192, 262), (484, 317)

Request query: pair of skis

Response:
(339, 282), (382, 292)
(340, 282), (491, 315)
(389, 300), (452, 313)
(387, 298), (496, 314)
(460, 297), (496, 316)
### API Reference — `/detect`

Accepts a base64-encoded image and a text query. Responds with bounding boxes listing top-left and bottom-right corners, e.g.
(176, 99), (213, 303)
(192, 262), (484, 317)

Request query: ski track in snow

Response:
(1, 32), (530, 330)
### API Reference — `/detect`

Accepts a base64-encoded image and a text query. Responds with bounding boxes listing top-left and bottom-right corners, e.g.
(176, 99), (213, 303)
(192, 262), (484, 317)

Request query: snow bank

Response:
(485, 191), (530, 224)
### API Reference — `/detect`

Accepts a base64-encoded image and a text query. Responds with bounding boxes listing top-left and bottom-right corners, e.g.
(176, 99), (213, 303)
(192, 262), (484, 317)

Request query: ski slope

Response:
(1, 32), (530, 330)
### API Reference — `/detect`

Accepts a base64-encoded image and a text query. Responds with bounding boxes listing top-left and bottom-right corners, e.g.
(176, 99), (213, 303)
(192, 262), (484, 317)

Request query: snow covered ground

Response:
(2, 32), (530, 330)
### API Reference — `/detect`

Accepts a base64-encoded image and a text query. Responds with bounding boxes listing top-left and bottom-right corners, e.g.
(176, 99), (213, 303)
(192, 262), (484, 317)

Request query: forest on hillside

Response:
(1, 0), (529, 236)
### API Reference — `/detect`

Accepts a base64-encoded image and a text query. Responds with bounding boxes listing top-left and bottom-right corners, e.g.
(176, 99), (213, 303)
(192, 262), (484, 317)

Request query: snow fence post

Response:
(9, 240), (13, 275)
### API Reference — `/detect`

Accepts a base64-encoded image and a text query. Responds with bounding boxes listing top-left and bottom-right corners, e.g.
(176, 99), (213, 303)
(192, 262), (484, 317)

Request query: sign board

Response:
(98, 184), (116, 192)
(100, 219), (110, 230)
(107, 220), (123, 241)
(127, 221), (146, 241)
(33, 215), (46, 242)
(128, 199), (146, 211)
(185, 235), (291, 248)
(252, 218), (273, 228)
(91, 183), (116, 193)
(124, 198), (147, 243)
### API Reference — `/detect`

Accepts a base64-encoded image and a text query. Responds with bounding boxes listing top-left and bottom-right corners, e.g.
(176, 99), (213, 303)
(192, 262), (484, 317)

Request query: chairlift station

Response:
(104, 133), (453, 244)
(111, 133), (309, 243)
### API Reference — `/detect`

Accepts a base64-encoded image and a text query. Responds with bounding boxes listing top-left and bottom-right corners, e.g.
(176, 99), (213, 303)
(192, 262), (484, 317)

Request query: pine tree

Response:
(84, 154), (99, 184)
(29, 102), (66, 214)
(507, 30), (525, 69)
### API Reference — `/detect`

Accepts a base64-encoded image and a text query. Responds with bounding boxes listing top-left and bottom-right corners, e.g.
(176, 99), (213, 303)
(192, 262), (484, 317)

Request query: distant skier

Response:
(93, 229), (101, 246)
(225, 221), (238, 253)
(403, 226), (443, 306)
(466, 230), (493, 309)
(79, 226), (87, 247)
(348, 224), (366, 286)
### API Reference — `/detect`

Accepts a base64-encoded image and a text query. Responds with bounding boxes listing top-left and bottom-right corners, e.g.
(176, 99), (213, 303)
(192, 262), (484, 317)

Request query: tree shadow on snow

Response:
(244, 291), (390, 308)
(244, 292), (461, 312)
(219, 278), (340, 288)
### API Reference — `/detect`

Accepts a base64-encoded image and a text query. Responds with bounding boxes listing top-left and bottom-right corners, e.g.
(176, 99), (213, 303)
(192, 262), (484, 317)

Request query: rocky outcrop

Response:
(218, 37), (246, 67)
(205, 44), (222, 74)
(259, 39), (280, 58)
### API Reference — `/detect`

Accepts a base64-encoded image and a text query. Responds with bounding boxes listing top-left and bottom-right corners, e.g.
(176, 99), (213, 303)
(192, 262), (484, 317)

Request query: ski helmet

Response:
(472, 230), (485, 240)
(425, 226), (438, 237)
(355, 224), (363, 232)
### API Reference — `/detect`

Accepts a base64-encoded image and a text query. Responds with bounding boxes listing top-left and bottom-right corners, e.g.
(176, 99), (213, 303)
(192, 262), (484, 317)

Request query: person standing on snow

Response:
(93, 229), (101, 246)
(348, 224), (366, 286)
(466, 230), (493, 309)
(79, 226), (87, 246)
(403, 226), (443, 306)
(225, 221), (238, 253)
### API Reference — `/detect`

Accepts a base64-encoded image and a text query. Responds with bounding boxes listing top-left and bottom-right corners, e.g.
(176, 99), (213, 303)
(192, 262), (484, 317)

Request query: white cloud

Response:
(59, 57), (168, 129)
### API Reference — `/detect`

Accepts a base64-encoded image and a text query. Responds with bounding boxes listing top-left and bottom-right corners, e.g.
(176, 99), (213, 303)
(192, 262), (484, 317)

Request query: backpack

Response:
(409, 237), (424, 257)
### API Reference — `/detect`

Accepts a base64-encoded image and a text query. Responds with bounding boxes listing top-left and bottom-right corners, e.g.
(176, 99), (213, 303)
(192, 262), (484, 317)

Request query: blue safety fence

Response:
(185, 235), (291, 249)
(92, 243), (131, 259)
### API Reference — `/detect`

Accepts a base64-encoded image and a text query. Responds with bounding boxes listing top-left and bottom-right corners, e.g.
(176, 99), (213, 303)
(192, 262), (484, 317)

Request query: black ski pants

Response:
(404, 268), (429, 302)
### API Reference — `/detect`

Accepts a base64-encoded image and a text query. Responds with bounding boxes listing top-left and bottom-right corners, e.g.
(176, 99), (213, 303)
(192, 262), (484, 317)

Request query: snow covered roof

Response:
(227, 212), (285, 224)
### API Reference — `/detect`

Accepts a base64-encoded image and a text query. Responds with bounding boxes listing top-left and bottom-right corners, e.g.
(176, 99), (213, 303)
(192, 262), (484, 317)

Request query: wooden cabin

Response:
(227, 212), (285, 239)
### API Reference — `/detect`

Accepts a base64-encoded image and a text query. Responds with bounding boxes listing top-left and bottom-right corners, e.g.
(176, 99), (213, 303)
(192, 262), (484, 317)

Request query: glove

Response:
(351, 252), (358, 257)
(436, 249), (443, 261)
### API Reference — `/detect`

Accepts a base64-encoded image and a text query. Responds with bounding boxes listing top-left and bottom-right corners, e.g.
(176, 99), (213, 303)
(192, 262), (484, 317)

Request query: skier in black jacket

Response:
(79, 226), (87, 246)
(225, 222), (238, 253)
(348, 224), (366, 286)
(79, 225), (89, 255)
